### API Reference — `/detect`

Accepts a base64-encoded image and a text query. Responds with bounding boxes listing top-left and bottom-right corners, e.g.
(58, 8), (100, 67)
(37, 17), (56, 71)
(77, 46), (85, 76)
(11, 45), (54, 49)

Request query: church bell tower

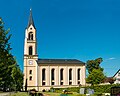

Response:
(23, 9), (38, 91)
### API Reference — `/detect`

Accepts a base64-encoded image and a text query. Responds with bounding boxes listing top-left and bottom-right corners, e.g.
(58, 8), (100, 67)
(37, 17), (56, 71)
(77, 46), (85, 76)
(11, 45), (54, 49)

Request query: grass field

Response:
(9, 92), (87, 96)
(42, 92), (86, 96)
(10, 92), (29, 96)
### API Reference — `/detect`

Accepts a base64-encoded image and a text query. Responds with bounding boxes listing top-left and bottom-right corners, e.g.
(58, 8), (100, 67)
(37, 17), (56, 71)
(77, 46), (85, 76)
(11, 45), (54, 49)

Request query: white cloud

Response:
(108, 57), (116, 60)
(104, 57), (116, 62)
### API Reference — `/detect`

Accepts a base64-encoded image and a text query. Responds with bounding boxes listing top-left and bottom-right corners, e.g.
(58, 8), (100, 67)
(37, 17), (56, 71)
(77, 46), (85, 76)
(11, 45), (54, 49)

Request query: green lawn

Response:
(42, 92), (86, 96)
(9, 92), (87, 96)
(10, 92), (29, 96)
(42, 92), (60, 96)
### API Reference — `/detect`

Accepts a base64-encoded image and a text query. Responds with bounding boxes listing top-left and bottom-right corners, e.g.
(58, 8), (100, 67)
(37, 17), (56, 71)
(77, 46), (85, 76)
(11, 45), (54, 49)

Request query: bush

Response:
(88, 84), (118, 93)
(94, 92), (102, 96)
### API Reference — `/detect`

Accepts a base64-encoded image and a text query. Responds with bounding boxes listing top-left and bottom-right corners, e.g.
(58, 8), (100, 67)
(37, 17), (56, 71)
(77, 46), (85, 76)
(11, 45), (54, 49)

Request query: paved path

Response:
(0, 92), (14, 96)
(43, 94), (50, 96)
(0, 93), (10, 96)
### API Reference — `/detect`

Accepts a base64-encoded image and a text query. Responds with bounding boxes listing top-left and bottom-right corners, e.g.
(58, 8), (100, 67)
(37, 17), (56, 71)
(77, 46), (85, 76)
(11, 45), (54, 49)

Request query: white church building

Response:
(23, 9), (86, 91)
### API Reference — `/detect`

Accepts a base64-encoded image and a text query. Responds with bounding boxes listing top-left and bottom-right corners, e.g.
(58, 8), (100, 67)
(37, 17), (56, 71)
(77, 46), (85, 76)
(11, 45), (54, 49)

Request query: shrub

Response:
(42, 89), (45, 92)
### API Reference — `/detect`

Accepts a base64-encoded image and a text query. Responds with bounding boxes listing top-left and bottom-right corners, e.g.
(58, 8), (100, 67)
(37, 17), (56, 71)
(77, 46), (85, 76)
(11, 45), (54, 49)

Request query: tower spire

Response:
(27, 8), (35, 28)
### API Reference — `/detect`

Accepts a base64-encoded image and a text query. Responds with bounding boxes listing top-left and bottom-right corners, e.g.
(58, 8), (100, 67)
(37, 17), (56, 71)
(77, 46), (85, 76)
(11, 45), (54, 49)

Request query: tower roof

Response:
(27, 9), (35, 28)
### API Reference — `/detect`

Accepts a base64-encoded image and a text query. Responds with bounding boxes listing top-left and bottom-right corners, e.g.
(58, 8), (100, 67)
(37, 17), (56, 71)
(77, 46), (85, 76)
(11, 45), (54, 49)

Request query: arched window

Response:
(42, 69), (46, 81)
(60, 69), (64, 80)
(28, 32), (33, 40)
(69, 68), (72, 85)
(51, 69), (55, 80)
(69, 68), (72, 80)
(29, 70), (32, 74)
(29, 76), (32, 81)
(60, 68), (64, 85)
(78, 68), (80, 80)
(29, 46), (33, 55)
(51, 69), (55, 85)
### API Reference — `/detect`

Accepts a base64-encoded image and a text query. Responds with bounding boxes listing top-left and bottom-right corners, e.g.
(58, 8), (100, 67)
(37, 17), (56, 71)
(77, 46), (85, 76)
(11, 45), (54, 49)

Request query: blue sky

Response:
(0, 0), (120, 77)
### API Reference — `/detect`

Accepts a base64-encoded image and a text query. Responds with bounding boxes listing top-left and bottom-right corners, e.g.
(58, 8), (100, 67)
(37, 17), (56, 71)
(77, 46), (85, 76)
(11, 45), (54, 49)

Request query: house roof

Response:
(37, 59), (85, 65)
(113, 69), (120, 77)
(103, 77), (113, 83)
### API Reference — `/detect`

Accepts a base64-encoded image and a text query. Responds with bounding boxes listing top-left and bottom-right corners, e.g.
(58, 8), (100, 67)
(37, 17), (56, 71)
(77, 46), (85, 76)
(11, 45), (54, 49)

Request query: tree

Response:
(0, 18), (23, 91)
(86, 69), (105, 86)
(86, 57), (103, 74)
(86, 58), (105, 86)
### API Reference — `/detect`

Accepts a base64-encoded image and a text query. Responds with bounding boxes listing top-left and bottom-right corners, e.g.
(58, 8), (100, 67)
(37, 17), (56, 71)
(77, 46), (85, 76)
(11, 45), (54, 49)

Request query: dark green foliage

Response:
(0, 18), (23, 91)
(86, 58), (103, 74)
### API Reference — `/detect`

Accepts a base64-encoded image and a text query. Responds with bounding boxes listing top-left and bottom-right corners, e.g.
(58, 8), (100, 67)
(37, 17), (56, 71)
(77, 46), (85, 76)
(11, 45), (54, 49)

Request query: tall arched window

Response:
(60, 69), (63, 80)
(42, 69), (46, 81)
(78, 68), (80, 80)
(51, 69), (55, 80)
(28, 32), (33, 40)
(69, 68), (72, 85)
(60, 68), (64, 85)
(29, 46), (33, 55)
(51, 69), (55, 85)
(69, 69), (72, 80)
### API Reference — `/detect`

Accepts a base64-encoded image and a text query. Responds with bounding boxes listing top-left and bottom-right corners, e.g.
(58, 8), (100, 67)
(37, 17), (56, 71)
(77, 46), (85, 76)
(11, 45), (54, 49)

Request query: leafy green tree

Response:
(86, 58), (105, 86)
(86, 69), (105, 86)
(86, 57), (103, 74)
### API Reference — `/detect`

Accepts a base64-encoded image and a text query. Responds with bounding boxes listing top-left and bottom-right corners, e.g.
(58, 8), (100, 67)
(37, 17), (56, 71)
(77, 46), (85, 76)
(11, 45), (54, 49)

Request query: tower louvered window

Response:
(28, 32), (33, 40)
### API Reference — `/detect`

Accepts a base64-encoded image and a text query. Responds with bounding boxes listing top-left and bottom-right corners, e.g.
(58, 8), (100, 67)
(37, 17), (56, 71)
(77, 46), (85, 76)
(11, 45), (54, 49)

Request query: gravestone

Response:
(87, 88), (94, 95)
(80, 88), (85, 94)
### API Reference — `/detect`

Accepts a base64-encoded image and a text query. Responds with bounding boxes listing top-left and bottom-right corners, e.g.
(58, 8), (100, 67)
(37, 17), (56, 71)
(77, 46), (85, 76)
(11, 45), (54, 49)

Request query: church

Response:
(23, 9), (86, 91)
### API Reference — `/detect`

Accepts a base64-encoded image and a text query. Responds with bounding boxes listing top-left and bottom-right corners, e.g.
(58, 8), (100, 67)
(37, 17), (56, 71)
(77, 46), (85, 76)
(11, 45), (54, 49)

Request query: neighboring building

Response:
(102, 77), (114, 85)
(113, 69), (120, 84)
(23, 9), (86, 91)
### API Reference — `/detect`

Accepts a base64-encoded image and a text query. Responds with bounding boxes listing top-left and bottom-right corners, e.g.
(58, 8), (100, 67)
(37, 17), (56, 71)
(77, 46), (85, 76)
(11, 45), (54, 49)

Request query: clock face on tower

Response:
(29, 60), (33, 65)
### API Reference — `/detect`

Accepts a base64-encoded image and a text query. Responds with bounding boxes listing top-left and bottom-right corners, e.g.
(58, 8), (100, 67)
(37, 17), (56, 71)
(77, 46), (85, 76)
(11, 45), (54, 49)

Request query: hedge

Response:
(52, 84), (120, 94)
